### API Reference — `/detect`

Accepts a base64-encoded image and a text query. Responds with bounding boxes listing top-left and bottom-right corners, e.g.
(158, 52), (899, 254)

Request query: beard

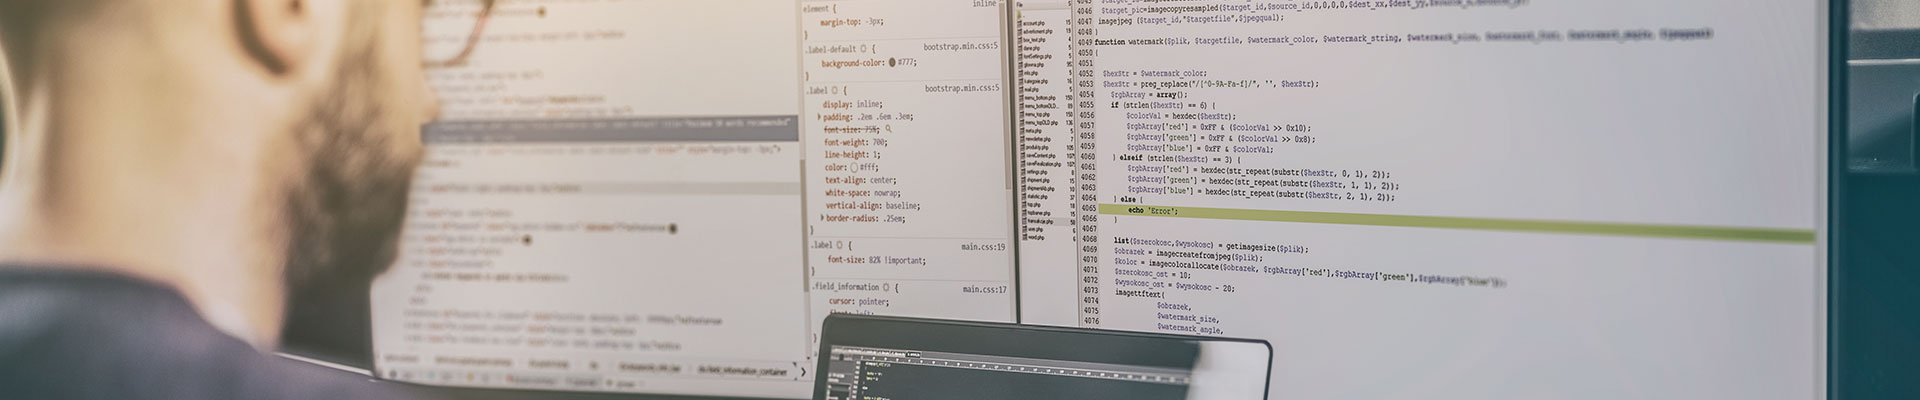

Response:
(278, 18), (423, 305)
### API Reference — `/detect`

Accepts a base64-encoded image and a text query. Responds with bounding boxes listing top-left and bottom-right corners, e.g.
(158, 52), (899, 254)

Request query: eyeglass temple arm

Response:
(426, 0), (496, 68)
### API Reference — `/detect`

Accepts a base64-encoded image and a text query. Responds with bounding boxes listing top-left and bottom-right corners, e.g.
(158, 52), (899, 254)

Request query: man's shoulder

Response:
(0, 267), (417, 400)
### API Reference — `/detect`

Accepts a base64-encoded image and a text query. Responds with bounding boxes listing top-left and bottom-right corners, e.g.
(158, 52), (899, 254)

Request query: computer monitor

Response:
(360, 0), (1837, 399)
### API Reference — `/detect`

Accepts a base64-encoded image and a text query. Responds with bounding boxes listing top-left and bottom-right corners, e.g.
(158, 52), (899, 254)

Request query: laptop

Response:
(814, 314), (1271, 400)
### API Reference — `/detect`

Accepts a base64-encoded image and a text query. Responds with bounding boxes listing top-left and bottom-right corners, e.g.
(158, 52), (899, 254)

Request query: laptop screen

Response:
(815, 315), (1269, 400)
(823, 346), (1194, 400)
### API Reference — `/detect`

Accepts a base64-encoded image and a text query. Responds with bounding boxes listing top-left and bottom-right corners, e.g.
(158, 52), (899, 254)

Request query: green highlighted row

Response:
(1098, 204), (1817, 244)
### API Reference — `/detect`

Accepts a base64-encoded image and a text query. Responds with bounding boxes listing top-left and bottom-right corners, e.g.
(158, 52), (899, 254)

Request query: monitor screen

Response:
(368, 0), (1832, 399)
(822, 346), (1197, 400)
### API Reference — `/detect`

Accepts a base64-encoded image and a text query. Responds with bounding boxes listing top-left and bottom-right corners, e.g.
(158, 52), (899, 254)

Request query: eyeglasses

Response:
(423, 0), (497, 68)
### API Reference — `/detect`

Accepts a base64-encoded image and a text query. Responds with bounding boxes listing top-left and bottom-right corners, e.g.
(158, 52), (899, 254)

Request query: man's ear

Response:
(1, 40), (11, 178)
(236, 0), (315, 75)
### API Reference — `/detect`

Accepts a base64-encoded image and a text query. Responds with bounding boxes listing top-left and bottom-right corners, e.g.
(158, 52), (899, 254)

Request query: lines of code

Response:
(1070, 0), (1828, 398)
(374, 2), (814, 398)
(801, 0), (1018, 349)
(1102, 234), (1506, 336)
(382, 134), (811, 395)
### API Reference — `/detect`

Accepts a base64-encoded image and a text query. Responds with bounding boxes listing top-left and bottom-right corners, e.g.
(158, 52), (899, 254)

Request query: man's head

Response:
(0, 0), (440, 345)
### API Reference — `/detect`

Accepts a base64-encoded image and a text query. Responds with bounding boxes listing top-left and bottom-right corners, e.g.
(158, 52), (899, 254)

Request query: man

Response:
(0, 0), (440, 398)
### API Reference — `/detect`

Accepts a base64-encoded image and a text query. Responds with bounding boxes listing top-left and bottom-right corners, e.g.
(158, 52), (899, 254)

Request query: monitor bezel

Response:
(1823, 1), (1850, 399)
